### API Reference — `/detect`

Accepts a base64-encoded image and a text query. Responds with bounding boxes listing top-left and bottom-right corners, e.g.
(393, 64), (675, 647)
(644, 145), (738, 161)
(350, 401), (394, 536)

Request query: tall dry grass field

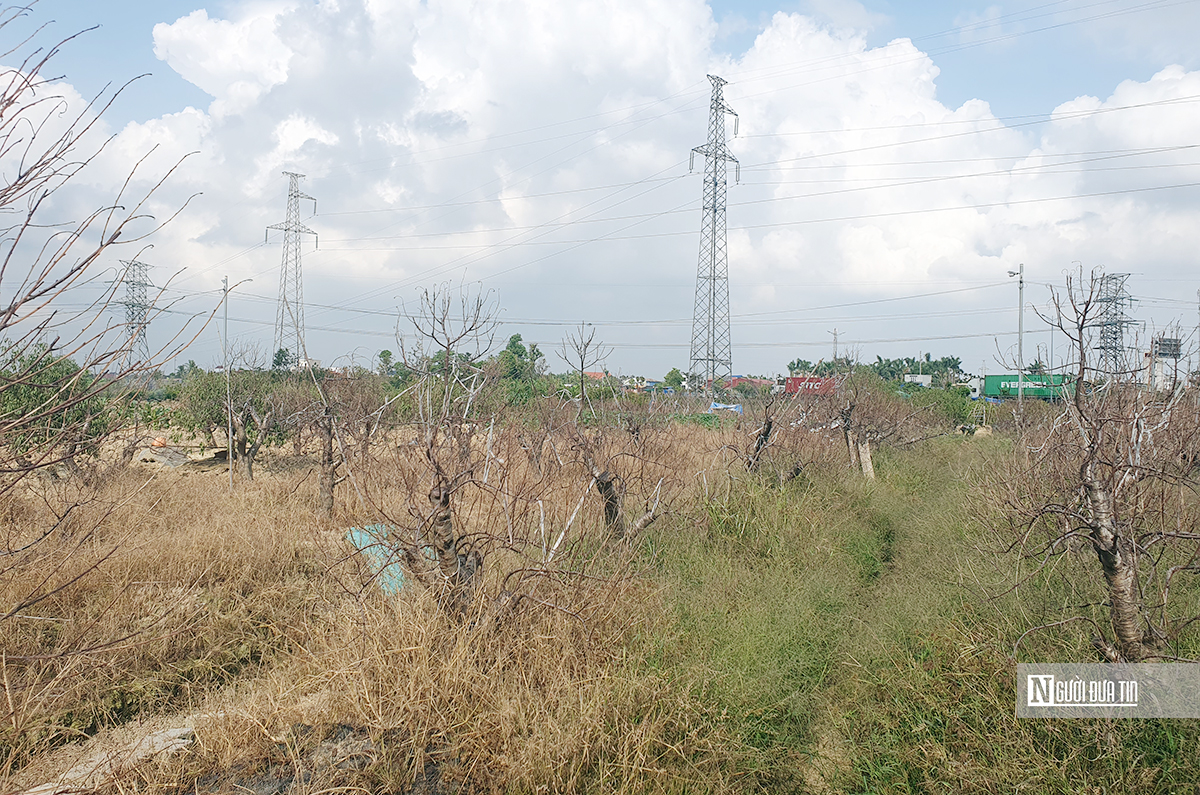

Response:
(2, 412), (839, 793)
(7, 395), (1199, 794)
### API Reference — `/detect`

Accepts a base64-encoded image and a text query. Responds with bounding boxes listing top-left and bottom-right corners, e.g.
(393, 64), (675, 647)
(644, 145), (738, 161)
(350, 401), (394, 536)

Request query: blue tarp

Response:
(708, 402), (744, 415)
(346, 524), (407, 596)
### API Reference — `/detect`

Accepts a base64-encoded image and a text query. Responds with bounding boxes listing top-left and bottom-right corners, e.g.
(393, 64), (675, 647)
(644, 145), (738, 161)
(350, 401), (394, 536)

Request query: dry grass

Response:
(9, 398), (1196, 794)
(3, 413), (827, 793)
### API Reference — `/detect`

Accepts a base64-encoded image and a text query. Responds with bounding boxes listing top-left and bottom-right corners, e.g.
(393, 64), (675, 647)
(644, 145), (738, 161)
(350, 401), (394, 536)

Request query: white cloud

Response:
(153, 7), (295, 116)
(36, 0), (1200, 376)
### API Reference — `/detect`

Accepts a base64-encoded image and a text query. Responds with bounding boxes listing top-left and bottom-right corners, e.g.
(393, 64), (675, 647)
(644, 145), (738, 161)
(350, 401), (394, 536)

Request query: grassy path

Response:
(648, 437), (1200, 793)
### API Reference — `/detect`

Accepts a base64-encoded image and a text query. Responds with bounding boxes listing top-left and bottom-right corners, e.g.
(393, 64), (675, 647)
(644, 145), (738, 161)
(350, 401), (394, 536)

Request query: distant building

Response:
(903, 374), (932, 388)
(725, 376), (773, 391)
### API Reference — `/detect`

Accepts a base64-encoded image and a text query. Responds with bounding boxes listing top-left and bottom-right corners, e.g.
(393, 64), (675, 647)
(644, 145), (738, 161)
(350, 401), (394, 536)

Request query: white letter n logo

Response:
(1028, 675), (1055, 706)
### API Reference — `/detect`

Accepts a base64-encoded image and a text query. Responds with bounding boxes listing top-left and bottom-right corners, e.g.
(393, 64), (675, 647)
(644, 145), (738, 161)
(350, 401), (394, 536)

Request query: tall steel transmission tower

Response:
(120, 259), (152, 364)
(688, 74), (739, 393)
(267, 172), (317, 365)
(1094, 272), (1134, 378)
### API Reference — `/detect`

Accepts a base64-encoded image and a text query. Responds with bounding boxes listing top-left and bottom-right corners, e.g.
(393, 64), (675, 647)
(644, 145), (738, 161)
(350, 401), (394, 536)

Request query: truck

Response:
(981, 373), (1070, 400)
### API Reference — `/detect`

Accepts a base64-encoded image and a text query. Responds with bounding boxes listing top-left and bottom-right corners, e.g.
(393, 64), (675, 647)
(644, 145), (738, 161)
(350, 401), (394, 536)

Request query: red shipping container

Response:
(785, 376), (838, 395)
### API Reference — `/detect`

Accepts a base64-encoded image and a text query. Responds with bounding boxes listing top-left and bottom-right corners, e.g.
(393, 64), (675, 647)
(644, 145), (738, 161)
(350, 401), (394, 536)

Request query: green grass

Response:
(639, 436), (1200, 793)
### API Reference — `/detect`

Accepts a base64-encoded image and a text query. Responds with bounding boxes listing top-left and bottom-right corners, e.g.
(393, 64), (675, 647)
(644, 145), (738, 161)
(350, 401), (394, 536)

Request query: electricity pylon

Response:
(1094, 272), (1134, 379)
(119, 259), (152, 364)
(688, 74), (739, 395)
(267, 172), (317, 366)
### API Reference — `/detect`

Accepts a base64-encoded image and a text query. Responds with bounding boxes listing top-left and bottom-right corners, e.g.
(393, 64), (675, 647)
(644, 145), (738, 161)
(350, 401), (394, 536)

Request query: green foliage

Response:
(172, 360), (202, 380)
(377, 349), (394, 376)
(138, 402), (173, 431)
(790, 356), (855, 376)
(272, 348), (295, 371)
(174, 367), (311, 446)
(904, 384), (974, 425)
(869, 353), (963, 385)
(0, 344), (110, 456)
(663, 368), (684, 390)
(487, 334), (549, 406)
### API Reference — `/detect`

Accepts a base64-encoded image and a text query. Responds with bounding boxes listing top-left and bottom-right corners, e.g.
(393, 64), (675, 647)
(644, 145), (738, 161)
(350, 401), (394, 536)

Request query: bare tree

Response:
(0, 11), (203, 766)
(0, 8), (197, 493)
(991, 268), (1200, 663)
(557, 323), (611, 419)
(389, 283), (499, 613)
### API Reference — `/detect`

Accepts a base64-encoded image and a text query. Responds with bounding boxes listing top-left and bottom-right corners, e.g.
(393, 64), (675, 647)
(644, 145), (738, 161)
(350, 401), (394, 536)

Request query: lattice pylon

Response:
(688, 75), (739, 394)
(1094, 272), (1134, 379)
(120, 259), (152, 365)
(267, 172), (317, 366)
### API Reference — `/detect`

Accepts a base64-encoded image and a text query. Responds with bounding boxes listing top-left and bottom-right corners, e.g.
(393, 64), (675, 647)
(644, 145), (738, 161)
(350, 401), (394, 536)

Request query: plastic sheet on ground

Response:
(345, 524), (407, 596)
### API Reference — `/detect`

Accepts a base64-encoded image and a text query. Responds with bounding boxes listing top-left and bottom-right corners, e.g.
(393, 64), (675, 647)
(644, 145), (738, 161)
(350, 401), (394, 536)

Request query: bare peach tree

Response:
(371, 283), (500, 613)
(0, 10), (201, 766)
(992, 269), (1200, 662)
(557, 323), (611, 419)
(0, 8), (195, 491)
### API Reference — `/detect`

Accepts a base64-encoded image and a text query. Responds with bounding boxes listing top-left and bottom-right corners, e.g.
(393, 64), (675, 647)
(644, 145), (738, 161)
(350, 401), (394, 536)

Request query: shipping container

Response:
(981, 373), (1070, 400)
(784, 376), (839, 396)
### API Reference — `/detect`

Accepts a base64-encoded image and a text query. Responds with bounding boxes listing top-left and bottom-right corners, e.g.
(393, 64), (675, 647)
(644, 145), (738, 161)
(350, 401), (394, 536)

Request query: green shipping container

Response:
(982, 374), (1070, 399)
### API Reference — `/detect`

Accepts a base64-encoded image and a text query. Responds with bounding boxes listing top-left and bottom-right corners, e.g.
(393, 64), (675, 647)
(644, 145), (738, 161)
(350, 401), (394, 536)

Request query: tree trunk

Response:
(1083, 461), (1144, 662)
(429, 481), (481, 614)
(232, 412), (250, 480)
(840, 405), (860, 470)
(844, 426), (860, 469)
(318, 407), (335, 518)
(858, 440), (875, 479)
(359, 417), (373, 463)
(748, 417), (772, 470)
(595, 470), (624, 537)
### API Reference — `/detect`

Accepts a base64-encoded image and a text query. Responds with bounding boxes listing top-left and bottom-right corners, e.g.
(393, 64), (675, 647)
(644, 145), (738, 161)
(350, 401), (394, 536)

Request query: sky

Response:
(15, 0), (1200, 379)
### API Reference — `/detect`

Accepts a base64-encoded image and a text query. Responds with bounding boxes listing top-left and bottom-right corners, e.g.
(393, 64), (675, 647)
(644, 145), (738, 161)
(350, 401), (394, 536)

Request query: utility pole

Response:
(1008, 264), (1025, 419)
(267, 172), (317, 368)
(830, 328), (839, 361)
(688, 74), (738, 396)
(1049, 321), (1054, 376)
(224, 276), (232, 491)
(223, 277), (251, 490)
(120, 259), (153, 365)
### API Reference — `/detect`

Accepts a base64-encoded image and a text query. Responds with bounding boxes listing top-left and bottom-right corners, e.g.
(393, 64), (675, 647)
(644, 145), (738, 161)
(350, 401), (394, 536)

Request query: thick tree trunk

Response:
(1083, 461), (1145, 662)
(594, 470), (624, 537)
(429, 481), (481, 614)
(232, 413), (250, 480)
(858, 440), (875, 479)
